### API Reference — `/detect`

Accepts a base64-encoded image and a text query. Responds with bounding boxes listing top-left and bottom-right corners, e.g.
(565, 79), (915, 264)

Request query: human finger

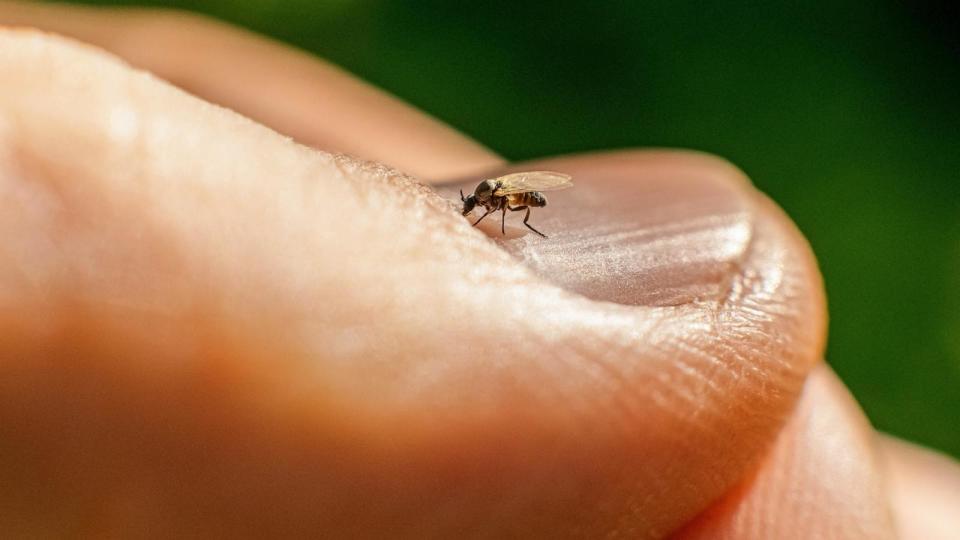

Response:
(880, 434), (960, 539)
(0, 30), (824, 537)
(673, 366), (895, 539)
(0, 0), (503, 179)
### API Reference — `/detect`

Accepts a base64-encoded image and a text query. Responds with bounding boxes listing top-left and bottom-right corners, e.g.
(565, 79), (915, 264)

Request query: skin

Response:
(0, 3), (957, 538)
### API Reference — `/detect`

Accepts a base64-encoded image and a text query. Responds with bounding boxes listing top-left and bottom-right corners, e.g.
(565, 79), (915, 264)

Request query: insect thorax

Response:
(474, 179), (498, 201)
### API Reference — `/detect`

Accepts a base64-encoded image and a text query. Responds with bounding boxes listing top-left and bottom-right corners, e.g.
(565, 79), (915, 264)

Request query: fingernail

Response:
(437, 151), (754, 306)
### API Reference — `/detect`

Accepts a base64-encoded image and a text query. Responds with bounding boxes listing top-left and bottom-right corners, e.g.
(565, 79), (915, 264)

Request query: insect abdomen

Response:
(510, 191), (547, 207)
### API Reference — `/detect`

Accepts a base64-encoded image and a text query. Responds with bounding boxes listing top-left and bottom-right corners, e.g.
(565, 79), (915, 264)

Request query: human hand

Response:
(0, 3), (957, 538)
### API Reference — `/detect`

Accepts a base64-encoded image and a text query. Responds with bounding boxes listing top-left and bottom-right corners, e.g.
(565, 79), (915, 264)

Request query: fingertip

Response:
(880, 435), (960, 540)
(438, 149), (828, 534)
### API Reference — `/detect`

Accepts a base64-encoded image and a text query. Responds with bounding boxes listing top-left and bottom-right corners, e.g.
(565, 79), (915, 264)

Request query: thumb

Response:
(0, 30), (824, 538)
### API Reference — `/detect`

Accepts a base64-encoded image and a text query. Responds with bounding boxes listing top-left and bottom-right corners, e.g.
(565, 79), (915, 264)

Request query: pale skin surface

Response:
(0, 3), (958, 538)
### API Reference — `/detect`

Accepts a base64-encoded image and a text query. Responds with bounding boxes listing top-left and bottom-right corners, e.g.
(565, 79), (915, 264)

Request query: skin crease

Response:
(673, 366), (894, 540)
(0, 5), (958, 539)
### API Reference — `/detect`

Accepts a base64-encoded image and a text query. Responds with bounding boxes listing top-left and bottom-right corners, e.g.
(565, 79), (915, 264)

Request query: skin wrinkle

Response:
(568, 338), (634, 417)
(673, 368), (896, 539)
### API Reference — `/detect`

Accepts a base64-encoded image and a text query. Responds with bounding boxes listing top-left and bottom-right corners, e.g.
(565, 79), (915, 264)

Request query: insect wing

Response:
(492, 171), (573, 196)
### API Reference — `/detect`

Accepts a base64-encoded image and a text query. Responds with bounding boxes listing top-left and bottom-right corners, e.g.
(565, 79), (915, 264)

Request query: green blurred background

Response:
(70, 1), (959, 458)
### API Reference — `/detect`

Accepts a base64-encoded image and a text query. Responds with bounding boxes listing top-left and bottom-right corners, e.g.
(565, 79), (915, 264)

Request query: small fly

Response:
(460, 171), (573, 238)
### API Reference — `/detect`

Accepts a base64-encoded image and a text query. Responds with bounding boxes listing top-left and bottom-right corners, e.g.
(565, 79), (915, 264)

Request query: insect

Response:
(460, 171), (573, 238)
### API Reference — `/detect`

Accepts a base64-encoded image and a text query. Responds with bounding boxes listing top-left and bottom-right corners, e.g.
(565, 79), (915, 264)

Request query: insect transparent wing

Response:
(492, 171), (574, 196)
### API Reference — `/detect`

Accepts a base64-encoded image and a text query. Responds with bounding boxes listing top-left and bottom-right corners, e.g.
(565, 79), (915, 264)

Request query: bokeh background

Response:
(67, 1), (959, 458)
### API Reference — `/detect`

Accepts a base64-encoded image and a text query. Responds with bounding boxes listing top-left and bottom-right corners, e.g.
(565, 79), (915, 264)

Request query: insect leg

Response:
(472, 208), (494, 226)
(501, 204), (507, 235)
(521, 207), (547, 238)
